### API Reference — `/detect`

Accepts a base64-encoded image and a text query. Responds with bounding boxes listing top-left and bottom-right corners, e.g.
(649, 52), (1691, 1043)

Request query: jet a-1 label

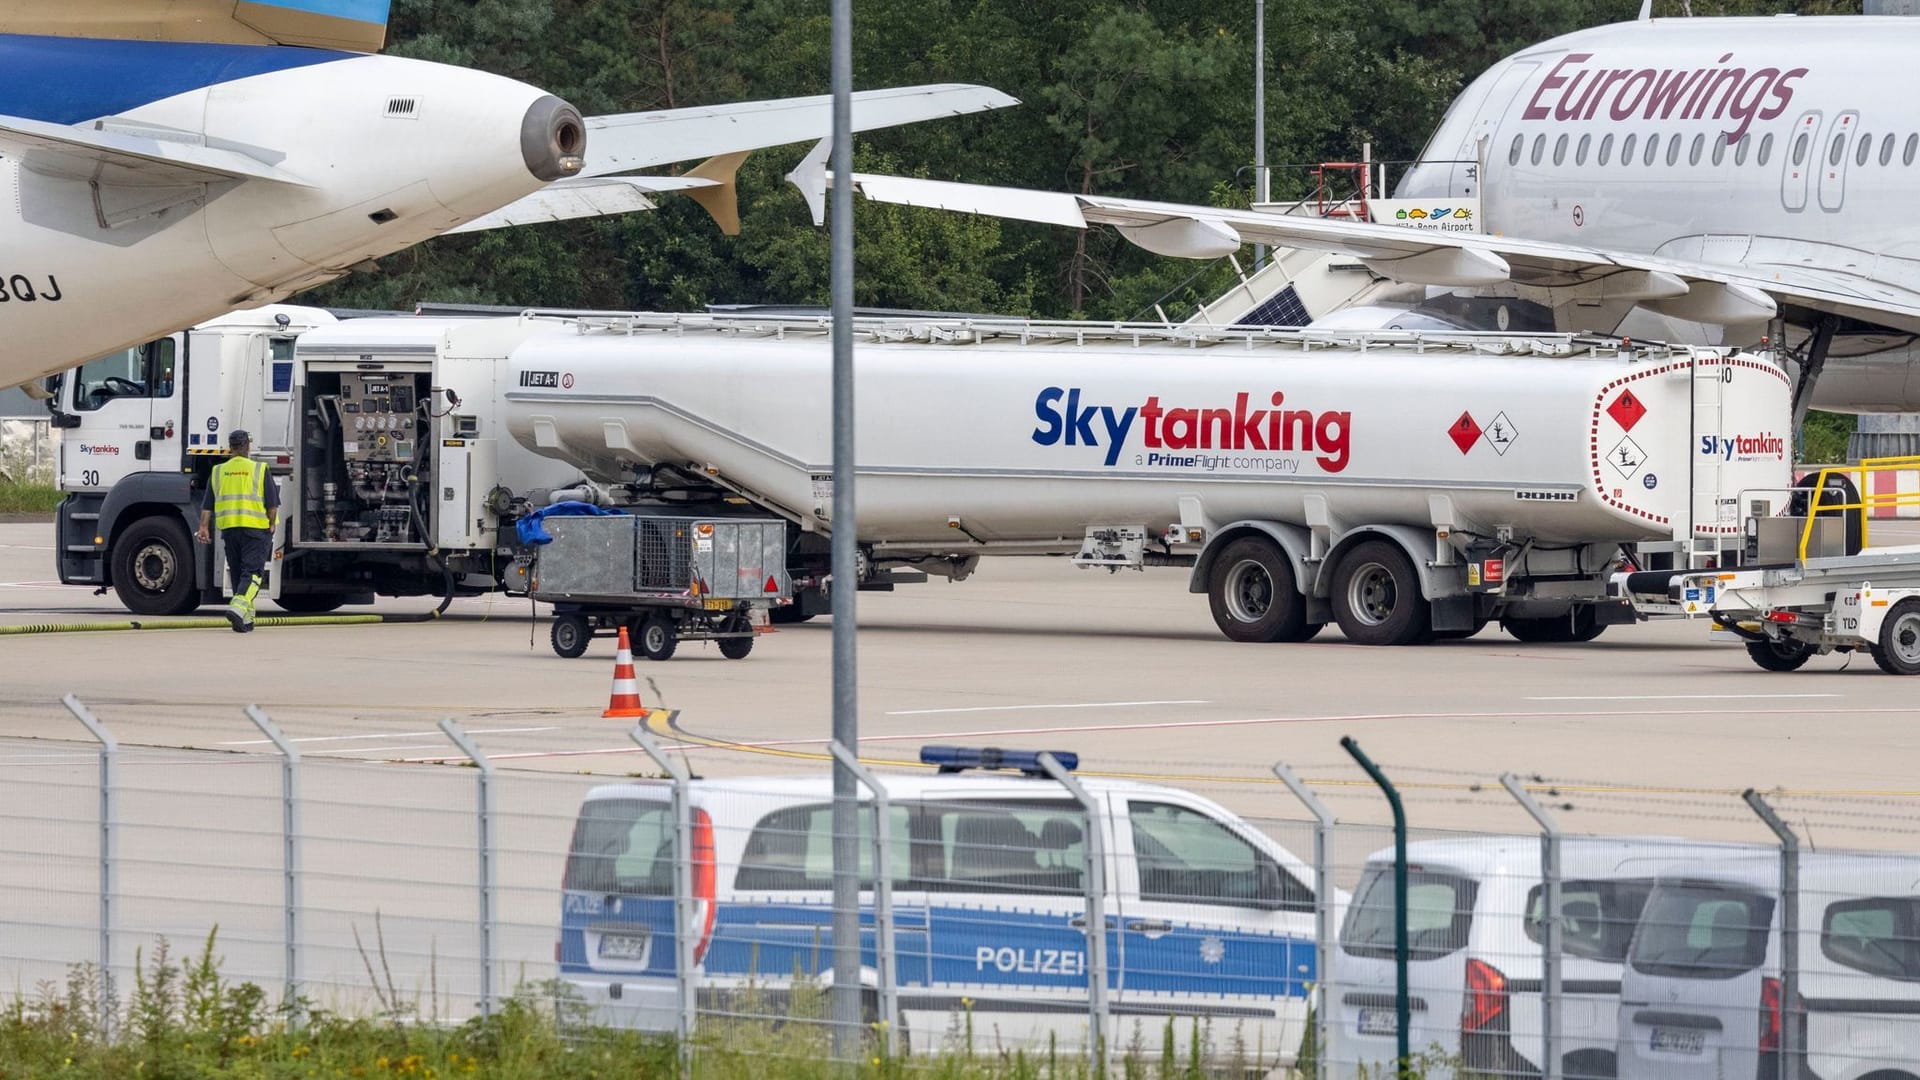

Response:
(519, 370), (561, 388)
(0, 275), (63, 303)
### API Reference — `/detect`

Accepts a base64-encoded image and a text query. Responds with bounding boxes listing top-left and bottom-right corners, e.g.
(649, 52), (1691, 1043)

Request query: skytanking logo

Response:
(1031, 387), (1351, 472)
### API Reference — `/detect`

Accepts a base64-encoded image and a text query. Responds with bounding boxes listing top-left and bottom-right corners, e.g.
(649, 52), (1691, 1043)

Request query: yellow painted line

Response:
(646, 713), (1920, 800)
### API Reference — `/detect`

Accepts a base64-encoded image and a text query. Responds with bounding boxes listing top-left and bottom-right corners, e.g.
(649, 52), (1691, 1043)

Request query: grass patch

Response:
(0, 479), (60, 514)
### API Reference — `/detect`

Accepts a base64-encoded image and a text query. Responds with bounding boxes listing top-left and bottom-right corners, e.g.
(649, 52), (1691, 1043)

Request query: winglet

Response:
(1638, 0), (1653, 20)
(684, 151), (750, 235)
(785, 138), (831, 227)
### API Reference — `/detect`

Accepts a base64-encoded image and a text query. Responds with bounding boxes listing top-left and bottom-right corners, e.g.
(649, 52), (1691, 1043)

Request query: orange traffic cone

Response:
(602, 626), (647, 718)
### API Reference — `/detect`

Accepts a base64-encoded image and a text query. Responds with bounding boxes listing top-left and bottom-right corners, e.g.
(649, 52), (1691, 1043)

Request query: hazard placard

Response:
(1607, 389), (1648, 431)
(1449, 411), (1482, 454)
(1607, 435), (1647, 478)
(1481, 411), (1518, 456)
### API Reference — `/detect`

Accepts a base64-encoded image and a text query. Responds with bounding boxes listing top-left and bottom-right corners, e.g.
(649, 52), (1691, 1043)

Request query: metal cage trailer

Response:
(518, 513), (791, 660)
(1679, 457), (1920, 674)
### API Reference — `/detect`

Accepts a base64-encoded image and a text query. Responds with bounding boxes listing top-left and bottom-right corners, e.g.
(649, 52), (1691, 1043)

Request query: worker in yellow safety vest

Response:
(195, 430), (279, 632)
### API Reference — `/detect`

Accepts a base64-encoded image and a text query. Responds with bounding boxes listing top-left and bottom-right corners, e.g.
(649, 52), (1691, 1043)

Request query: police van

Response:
(557, 748), (1330, 1060)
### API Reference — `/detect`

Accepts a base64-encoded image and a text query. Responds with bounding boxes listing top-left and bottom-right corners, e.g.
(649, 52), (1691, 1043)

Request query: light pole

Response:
(1253, 0), (1268, 270)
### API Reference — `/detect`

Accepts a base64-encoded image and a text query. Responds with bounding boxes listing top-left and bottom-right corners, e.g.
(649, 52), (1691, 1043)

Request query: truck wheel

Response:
(551, 615), (591, 659)
(1504, 609), (1607, 644)
(1207, 537), (1312, 643)
(769, 605), (813, 625)
(1747, 637), (1816, 672)
(1432, 617), (1491, 641)
(1331, 540), (1428, 646)
(638, 615), (678, 661)
(111, 517), (199, 616)
(1871, 599), (1920, 675)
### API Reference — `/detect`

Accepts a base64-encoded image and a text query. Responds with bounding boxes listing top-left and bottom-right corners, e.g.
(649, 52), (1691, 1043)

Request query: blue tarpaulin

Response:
(515, 501), (626, 545)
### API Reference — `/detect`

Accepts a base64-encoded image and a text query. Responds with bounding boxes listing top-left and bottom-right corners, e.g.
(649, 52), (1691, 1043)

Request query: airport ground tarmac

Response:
(0, 520), (1914, 848)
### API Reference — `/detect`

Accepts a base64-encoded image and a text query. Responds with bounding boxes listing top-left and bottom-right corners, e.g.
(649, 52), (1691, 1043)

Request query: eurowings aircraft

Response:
(830, 12), (1920, 413)
(0, 1), (1014, 386)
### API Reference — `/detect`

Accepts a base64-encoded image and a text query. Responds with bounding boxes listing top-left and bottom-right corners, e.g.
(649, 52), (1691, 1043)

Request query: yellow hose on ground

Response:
(0, 615), (386, 635)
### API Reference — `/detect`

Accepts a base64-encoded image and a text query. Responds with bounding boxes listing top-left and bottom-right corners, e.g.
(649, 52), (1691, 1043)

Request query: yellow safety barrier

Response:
(1799, 455), (1920, 561)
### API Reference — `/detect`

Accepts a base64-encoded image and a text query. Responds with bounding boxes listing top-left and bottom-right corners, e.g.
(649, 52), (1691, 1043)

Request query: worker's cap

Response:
(227, 429), (252, 448)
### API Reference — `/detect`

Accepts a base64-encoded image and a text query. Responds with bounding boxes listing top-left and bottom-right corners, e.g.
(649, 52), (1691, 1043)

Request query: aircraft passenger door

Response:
(1781, 111), (1822, 213)
(1818, 110), (1859, 213)
(1454, 61), (1539, 199)
(61, 335), (182, 491)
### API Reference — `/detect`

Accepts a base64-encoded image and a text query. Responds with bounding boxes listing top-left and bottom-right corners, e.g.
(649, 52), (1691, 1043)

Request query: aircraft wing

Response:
(445, 176), (709, 235)
(0, 114), (309, 186)
(844, 172), (1920, 336)
(583, 84), (1017, 177)
(0, 1), (391, 52)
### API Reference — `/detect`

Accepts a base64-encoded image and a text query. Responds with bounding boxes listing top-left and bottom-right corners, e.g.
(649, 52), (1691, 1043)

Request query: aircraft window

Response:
(1576, 134), (1590, 166)
(1621, 133), (1637, 165)
(1665, 135), (1682, 167)
(1531, 134), (1546, 166)
(1828, 132), (1846, 167)
(1644, 133), (1661, 166)
(1553, 133), (1568, 166)
(1598, 134), (1614, 166)
(1735, 134), (1751, 166)
(1509, 134), (1524, 166)
(1792, 132), (1809, 166)
(1760, 133), (1774, 166)
(1712, 135), (1727, 167)
(1857, 134), (1873, 167)
(1907, 134), (1919, 166)
(1882, 135), (1897, 167)
(1689, 133), (1704, 166)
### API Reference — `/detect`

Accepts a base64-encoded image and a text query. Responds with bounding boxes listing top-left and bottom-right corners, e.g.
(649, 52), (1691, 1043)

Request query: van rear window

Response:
(1630, 883), (1774, 979)
(1341, 868), (1478, 962)
(564, 798), (674, 895)
(1823, 897), (1920, 981)
(1525, 879), (1654, 963)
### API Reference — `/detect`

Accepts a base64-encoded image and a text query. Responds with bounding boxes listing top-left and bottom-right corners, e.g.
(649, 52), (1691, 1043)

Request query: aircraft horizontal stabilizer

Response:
(0, 114), (308, 187)
(444, 176), (709, 235)
(0, 1), (391, 52)
(584, 84), (1017, 176)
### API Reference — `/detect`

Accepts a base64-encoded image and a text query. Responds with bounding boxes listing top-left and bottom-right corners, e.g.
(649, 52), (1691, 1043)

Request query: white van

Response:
(1333, 836), (1750, 1079)
(557, 749), (1335, 1060)
(1617, 852), (1920, 1080)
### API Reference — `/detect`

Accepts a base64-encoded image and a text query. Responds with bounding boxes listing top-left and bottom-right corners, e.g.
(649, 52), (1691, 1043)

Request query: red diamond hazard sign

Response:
(1607, 388), (1648, 431)
(1448, 411), (1482, 454)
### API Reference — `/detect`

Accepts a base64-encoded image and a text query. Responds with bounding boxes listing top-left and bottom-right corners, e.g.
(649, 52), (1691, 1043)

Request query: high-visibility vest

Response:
(211, 457), (271, 531)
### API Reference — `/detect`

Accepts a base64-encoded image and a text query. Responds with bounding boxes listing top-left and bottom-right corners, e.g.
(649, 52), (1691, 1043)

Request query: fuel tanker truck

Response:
(498, 315), (1796, 646)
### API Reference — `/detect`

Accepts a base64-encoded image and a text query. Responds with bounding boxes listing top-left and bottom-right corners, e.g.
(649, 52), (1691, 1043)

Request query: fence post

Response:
(827, 740), (898, 1056)
(1340, 736), (1409, 1074)
(64, 694), (117, 1040)
(1036, 751), (1108, 1075)
(628, 716), (695, 1072)
(245, 705), (302, 1023)
(437, 719), (496, 1019)
(1743, 789), (1799, 1080)
(1501, 774), (1563, 1080)
(1272, 762), (1336, 1079)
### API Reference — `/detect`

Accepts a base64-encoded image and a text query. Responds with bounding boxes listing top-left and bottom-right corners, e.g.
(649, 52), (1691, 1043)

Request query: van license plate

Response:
(598, 933), (649, 961)
(1356, 1008), (1398, 1036)
(1649, 1027), (1704, 1055)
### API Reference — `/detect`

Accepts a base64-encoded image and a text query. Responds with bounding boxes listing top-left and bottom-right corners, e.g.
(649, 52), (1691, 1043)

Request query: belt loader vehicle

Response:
(44, 308), (789, 654)
(498, 314), (1795, 646)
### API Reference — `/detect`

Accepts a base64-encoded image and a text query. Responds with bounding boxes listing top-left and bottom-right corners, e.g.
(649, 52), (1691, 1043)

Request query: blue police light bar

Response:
(920, 745), (1078, 775)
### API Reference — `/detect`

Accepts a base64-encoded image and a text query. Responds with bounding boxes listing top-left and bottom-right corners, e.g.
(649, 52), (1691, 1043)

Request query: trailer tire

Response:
(1503, 609), (1607, 644)
(551, 615), (591, 659)
(112, 516), (199, 616)
(637, 615), (678, 662)
(1747, 637), (1816, 672)
(1432, 617), (1490, 641)
(1207, 537), (1313, 643)
(719, 634), (754, 660)
(1871, 599), (1920, 675)
(1331, 540), (1429, 646)
(769, 605), (814, 625)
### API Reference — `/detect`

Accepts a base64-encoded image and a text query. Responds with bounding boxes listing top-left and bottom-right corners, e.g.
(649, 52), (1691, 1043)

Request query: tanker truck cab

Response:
(557, 746), (1334, 1063)
(52, 306), (335, 615)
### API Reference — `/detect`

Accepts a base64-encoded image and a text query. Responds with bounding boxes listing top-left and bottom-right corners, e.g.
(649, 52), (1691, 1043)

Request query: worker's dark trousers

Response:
(221, 528), (272, 601)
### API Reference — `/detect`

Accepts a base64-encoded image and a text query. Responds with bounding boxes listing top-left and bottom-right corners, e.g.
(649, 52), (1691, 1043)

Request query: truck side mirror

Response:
(50, 411), (81, 429)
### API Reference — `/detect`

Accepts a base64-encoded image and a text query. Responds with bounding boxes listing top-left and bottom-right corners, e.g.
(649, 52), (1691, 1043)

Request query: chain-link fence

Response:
(0, 417), (53, 485)
(5, 697), (1919, 1080)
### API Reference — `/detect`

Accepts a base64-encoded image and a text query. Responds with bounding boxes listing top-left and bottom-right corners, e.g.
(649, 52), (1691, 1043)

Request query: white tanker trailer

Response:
(500, 316), (1792, 646)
